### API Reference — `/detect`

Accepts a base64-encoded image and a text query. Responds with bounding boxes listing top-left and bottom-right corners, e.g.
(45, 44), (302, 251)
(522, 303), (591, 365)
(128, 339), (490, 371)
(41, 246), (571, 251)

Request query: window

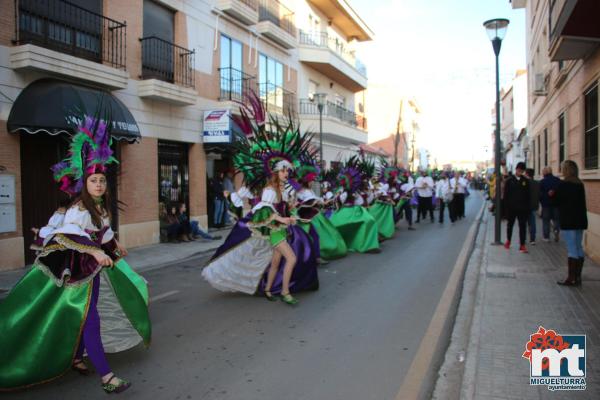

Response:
(544, 128), (548, 168)
(143, 0), (174, 41)
(220, 35), (243, 99)
(559, 113), (566, 170)
(584, 84), (598, 169)
(259, 53), (284, 107)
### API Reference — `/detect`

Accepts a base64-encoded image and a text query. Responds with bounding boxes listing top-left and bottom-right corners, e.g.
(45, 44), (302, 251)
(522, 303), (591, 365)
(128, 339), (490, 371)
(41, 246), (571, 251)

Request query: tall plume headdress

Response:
(231, 91), (317, 191)
(51, 104), (118, 196)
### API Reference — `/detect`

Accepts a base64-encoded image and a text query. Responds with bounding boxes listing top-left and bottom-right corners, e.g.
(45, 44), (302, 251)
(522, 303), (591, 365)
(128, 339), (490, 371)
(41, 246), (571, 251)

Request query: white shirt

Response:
(450, 176), (468, 194)
(415, 176), (434, 197)
(353, 193), (365, 206)
(436, 179), (450, 199)
(49, 204), (114, 244)
(230, 186), (254, 208)
(297, 188), (318, 202)
(400, 182), (414, 194)
(39, 210), (66, 239)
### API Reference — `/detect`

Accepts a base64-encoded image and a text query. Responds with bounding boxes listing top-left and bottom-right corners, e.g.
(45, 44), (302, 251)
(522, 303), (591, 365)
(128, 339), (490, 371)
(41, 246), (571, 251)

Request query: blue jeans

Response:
(191, 220), (213, 239)
(224, 199), (231, 224)
(213, 198), (224, 226)
(563, 229), (584, 258)
(541, 206), (559, 239)
(528, 211), (537, 241)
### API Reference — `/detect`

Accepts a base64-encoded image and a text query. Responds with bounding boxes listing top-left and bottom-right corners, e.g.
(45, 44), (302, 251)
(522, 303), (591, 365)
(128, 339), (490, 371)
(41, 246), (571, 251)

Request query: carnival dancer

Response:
(368, 166), (397, 240)
(202, 93), (318, 305)
(330, 164), (380, 253)
(297, 166), (348, 261)
(0, 116), (151, 393)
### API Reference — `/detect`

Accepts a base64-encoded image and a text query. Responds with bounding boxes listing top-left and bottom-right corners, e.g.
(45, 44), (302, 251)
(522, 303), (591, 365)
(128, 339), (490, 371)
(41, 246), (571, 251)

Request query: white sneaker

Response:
(542, 238), (550, 243)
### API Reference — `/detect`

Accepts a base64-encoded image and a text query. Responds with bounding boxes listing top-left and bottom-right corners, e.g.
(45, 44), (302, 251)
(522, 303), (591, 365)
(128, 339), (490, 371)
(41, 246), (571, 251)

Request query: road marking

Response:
(396, 197), (485, 400)
(151, 290), (179, 302)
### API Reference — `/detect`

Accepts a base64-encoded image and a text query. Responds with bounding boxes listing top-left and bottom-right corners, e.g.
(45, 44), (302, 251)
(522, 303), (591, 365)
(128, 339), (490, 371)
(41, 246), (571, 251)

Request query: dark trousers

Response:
(449, 197), (458, 222)
(454, 193), (465, 219)
(438, 199), (447, 223)
(506, 209), (528, 246)
(402, 201), (413, 226)
(417, 196), (433, 221)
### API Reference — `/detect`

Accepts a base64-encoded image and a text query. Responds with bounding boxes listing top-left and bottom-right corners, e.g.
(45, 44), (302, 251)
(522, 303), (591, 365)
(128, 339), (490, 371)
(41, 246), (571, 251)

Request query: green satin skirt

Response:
(0, 259), (151, 390)
(310, 212), (348, 260)
(330, 206), (380, 253)
(368, 202), (395, 240)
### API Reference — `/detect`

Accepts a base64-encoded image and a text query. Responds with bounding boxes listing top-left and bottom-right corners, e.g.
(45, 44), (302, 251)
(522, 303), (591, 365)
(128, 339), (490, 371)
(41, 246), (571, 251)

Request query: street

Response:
(4, 195), (482, 400)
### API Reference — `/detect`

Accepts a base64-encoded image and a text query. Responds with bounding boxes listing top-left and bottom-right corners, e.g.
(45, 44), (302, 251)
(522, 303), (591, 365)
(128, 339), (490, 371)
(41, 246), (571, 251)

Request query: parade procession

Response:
(0, 92), (472, 395)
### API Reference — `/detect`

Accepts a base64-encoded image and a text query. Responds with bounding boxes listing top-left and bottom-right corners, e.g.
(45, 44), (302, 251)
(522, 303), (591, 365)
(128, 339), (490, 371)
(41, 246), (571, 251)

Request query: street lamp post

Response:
(312, 93), (327, 170)
(483, 18), (509, 245)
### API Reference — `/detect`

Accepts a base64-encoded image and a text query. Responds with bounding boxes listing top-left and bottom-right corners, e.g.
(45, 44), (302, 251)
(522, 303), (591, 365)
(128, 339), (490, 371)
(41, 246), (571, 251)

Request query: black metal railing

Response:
(140, 36), (195, 88)
(259, 0), (296, 37)
(14, 0), (126, 69)
(219, 67), (256, 104)
(299, 30), (367, 77)
(258, 82), (297, 116)
(299, 99), (367, 130)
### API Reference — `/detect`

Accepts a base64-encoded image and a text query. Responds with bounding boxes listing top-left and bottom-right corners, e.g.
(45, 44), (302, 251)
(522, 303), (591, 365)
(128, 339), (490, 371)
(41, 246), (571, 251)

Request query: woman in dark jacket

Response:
(555, 160), (588, 286)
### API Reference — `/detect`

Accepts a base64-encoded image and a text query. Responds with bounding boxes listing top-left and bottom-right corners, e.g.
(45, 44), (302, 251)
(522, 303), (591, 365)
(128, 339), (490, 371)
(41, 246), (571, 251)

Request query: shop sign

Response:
(203, 110), (231, 143)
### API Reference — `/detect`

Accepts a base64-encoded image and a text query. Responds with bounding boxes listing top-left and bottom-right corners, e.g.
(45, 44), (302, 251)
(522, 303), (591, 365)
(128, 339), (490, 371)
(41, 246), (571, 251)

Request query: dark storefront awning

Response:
(7, 78), (141, 142)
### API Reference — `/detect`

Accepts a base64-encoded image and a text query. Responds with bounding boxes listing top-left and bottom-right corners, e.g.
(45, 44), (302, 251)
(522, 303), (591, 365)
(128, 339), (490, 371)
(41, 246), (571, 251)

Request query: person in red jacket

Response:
(503, 162), (531, 253)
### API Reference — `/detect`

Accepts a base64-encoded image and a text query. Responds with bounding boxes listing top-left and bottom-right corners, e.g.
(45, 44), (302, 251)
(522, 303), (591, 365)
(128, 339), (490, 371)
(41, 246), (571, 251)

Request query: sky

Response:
(351, 0), (527, 164)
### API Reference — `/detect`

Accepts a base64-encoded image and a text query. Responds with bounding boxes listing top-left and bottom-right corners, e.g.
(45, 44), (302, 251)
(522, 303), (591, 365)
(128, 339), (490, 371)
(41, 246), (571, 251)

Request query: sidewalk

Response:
(434, 210), (600, 399)
(0, 226), (230, 297)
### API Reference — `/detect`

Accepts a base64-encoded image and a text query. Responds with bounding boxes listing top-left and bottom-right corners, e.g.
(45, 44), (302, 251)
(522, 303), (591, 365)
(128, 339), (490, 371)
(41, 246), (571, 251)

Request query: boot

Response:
(557, 258), (577, 286)
(575, 257), (584, 286)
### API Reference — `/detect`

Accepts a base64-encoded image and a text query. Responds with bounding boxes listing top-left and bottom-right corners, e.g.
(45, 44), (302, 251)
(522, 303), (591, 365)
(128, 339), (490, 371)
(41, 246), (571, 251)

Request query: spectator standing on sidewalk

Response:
(556, 160), (588, 286)
(503, 162), (530, 253)
(525, 168), (540, 245)
(222, 171), (235, 226)
(212, 172), (226, 228)
(539, 166), (561, 242)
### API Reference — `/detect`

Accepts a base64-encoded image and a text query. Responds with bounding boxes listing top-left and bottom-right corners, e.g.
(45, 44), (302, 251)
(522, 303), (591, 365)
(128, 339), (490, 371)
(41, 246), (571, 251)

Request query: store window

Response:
(158, 140), (189, 212)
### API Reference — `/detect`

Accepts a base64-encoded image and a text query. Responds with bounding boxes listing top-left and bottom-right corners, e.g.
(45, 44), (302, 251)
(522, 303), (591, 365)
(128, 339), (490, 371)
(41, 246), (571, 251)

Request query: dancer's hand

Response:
(288, 217), (297, 225)
(92, 250), (113, 267)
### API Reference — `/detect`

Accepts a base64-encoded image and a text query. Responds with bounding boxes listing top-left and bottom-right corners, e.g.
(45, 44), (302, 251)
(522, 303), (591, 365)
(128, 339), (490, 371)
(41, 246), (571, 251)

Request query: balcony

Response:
(307, 0), (374, 41)
(139, 36), (196, 105)
(298, 30), (367, 92)
(256, 0), (297, 49)
(216, 0), (259, 25)
(299, 99), (367, 144)
(219, 67), (256, 107)
(10, 0), (128, 89)
(259, 82), (297, 117)
(548, 0), (600, 61)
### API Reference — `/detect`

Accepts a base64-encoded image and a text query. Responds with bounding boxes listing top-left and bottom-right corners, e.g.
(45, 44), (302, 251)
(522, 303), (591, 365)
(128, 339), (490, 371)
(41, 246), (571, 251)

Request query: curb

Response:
(431, 206), (489, 399)
(396, 196), (486, 400)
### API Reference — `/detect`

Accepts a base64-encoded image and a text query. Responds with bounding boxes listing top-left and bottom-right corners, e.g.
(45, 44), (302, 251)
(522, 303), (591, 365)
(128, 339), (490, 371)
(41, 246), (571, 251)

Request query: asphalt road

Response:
(5, 194), (482, 400)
